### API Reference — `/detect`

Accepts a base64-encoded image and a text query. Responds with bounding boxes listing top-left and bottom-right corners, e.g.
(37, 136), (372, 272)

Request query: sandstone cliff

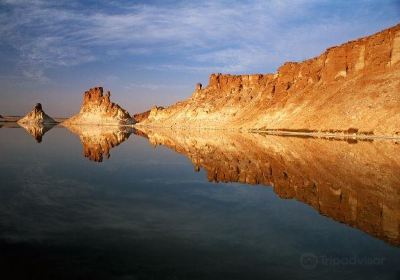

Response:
(63, 87), (133, 125)
(133, 106), (164, 123)
(133, 110), (150, 123)
(138, 24), (400, 137)
(136, 127), (400, 246)
(17, 103), (57, 125)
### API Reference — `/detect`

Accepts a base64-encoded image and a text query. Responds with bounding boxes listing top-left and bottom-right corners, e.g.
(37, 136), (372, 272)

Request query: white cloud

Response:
(0, 0), (398, 81)
(123, 82), (190, 91)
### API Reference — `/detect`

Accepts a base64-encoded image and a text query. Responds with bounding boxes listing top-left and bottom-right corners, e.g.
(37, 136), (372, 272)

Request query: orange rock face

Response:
(133, 110), (150, 123)
(17, 103), (57, 125)
(64, 87), (133, 125)
(133, 106), (164, 123)
(136, 127), (400, 246)
(137, 24), (400, 137)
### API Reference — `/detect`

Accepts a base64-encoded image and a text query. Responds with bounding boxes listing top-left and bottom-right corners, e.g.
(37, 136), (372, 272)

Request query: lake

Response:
(0, 123), (399, 280)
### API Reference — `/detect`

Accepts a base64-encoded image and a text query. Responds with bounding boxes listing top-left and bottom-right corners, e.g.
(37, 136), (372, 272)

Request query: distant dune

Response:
(0, 116), (20, 122)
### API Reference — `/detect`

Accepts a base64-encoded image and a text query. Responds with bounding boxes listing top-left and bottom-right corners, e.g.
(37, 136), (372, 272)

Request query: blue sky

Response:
(0, 0), (399, 117)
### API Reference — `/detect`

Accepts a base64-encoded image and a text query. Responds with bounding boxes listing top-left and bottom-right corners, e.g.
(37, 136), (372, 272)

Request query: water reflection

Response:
(18, 122), (56, 143)
(62, 124), (134, 162)
(136, 127), (400, 246)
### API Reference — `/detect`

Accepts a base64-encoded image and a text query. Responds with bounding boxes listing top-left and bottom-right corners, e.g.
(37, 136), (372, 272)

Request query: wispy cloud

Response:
(0, 0), (399, 82)
(123, 82), (190, 91)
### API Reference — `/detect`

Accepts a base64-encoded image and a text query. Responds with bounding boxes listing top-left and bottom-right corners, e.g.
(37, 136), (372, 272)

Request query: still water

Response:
(0, 123), (399, 279)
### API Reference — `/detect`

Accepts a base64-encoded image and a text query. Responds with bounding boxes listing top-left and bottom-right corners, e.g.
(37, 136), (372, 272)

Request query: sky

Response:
(0, 0), (399, 117)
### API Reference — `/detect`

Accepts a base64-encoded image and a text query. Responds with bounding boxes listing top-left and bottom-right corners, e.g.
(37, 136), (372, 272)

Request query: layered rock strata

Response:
(17, 103), (56, 125)
(133, 106), (163, 123)
(63, 87), (133, 125)
(137, 24), (400, 137)
(136, 127), (400, 246)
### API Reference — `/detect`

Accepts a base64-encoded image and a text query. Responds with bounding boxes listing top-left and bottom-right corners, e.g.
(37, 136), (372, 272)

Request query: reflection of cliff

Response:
(64, 124), (133, 162)
(136, 127), (400, 246)
(18, 122), (56, 143)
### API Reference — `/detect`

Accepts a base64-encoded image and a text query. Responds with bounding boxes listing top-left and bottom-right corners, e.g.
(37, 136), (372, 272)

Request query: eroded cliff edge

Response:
(138, 24), (400, 137)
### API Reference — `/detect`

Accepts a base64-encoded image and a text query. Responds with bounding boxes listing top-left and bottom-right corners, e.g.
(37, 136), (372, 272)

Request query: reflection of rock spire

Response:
(135, 127), (400, 247)
(18, 122), (56, 143)
(63, 124), (133, 162)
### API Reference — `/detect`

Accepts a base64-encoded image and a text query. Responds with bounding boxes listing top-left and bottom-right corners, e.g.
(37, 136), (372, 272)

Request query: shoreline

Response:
(252, 130), (400, 141)
(134, 124), (400, 141)
(3, 121), (399, 141)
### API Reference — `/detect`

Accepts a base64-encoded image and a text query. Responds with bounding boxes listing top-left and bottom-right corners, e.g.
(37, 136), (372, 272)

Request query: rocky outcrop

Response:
(136, 127), (400, 246)
(133, 110), (150, 123)
(133, 106), (164, 123)
(63, 87), (133, 125)
(17, 103), (57, 125)
(137, 24), (400, 137)
(64, 124), (133, 162)
(17, 104), (56, 142)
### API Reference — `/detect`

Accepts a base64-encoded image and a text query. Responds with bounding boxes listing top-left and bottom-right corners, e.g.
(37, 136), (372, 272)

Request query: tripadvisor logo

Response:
(300, 253), (385, 270)
(300, 253), (318, 270)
